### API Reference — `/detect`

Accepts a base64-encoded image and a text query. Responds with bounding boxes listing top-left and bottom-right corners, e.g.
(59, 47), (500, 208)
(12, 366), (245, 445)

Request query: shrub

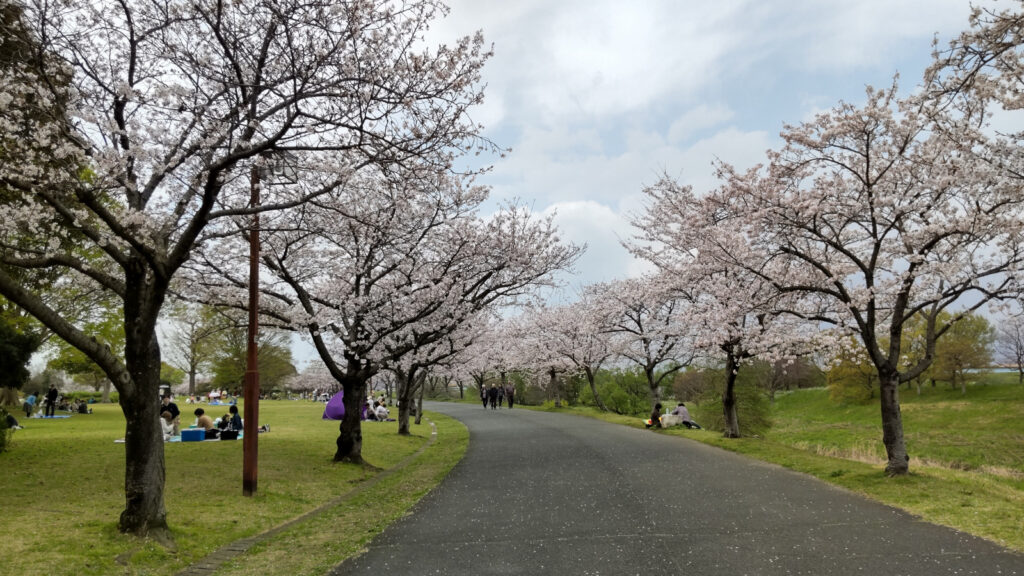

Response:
(672, 369), (716, 402)
(600, 381), (647, 416)
(693, 382), (773, 437)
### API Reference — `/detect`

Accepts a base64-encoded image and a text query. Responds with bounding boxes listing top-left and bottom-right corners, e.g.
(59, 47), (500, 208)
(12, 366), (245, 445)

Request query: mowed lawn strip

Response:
(529, 379), (1024, 553)
(0, 401), (461, 576)
(212, 415), (468, 576)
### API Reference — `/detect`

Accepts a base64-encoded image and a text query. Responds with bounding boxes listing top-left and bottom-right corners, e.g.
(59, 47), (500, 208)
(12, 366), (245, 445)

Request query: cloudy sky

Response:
(428, 0), (998, 292)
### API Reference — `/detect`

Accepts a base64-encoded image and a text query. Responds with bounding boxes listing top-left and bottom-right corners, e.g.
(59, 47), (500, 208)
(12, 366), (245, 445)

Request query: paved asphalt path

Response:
(330, 402), (1024, 575)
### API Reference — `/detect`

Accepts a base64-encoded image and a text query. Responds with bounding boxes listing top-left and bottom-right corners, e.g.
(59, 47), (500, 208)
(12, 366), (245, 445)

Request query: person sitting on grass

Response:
(194, 408), (214, 430)
(374, 401), (390, 422)
(160, 411), (176, 441)
(669, 402), (701, 429)
(6, 411), (23, 430)
(228, 404), (243, 431)
(646, 403), (663, 429)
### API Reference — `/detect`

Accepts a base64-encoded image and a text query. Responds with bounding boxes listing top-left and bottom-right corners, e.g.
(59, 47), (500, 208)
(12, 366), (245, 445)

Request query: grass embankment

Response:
(0, 401), (468, 576)
(534, 378), (1024, 553)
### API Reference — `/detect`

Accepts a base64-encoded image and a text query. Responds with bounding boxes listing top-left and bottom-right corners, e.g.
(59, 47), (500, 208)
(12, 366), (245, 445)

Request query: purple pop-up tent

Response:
(322, 390), (345, 420)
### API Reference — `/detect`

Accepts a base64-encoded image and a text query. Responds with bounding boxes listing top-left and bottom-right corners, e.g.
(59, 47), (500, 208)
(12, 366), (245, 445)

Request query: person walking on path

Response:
(497, 385), (505, 408)
(44, 384), (58, 417)
(505, 385), (515, 409)
(480, 385), (488, 409)
(487, 384), (498, 410)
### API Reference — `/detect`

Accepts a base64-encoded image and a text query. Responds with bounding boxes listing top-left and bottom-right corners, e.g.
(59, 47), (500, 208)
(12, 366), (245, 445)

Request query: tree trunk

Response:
(879, 371), (910, 476)
(118, 318), (170, 541)
(583, 367), (608, 411)
(334, 366), (368, 463)
(102, 379), (111, 403)
(395, 369), (422, 436)
(1, 386), (18, 407)
(188, 367), (197, 397)
(722, 352), (741, 439)
(415, 375), (425, 425)
(645, 365), (660, 406)
(1018, 368), (1023, 385)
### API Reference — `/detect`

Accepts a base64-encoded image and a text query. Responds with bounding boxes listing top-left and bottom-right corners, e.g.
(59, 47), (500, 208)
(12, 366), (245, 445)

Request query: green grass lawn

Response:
(0, 400), (467, 576)
(767, 377), (1024, 475)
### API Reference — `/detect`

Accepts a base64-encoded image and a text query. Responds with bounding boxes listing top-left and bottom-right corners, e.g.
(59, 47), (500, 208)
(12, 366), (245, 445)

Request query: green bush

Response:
(600, 381), (647, 416)
(693, 382), (773, 437)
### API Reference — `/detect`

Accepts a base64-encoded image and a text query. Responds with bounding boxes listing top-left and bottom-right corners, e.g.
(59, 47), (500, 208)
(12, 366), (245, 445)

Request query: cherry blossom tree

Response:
(192, 167), (580, 460)
(631, 177), (823, 437)
(587, 275), (694, 410)
(521, 297), (613, 411)
(384, 317), (486, 434)
(709, 85), (1024, 474)
(0, 0), (492, 537)
(996, 315), (1024, 385)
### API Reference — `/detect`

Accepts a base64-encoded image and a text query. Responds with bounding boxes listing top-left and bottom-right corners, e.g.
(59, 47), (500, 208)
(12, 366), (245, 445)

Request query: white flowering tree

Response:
(631, 177), (824, 437)
(192, 168), (580, 460)
(709, 84), (1024, 474)
(0, 0), (492, 537)
(588, 275), (695, 410)
(521, 297), (613, 411)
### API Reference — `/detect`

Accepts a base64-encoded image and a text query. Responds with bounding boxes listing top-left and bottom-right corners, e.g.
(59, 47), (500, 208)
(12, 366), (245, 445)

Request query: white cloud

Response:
(541, 200), (652, 288)
(430, 0), (1002, 294)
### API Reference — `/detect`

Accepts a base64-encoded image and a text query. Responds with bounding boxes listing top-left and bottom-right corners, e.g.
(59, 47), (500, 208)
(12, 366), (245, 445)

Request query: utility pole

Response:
(244, 160), (261, 497)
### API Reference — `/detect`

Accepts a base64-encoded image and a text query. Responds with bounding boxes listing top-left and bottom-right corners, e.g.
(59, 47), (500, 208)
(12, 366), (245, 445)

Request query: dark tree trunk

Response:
(644, 365), (659, 406)
(396, 372), (410, 436)
(584, 366), (608, 411)
(722, 351), (741, 439)
(334, 365), (369, 463)
(549, 368), (561, 407)
(395, 368), (422, 436)
(414, 375), (425, 425)
(118, 282), (170, 541)
(188, 367), (197, 397)
(879, 370), (909, 476)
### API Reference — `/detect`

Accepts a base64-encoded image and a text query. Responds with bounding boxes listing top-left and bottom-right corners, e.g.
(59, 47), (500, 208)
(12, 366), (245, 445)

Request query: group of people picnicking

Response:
(647, 402), (702, 430)
(480, 383), (516, 410)
(160, 394), (267, 441)
(362, 395), (394, 422)
(17, 384), (92, 423)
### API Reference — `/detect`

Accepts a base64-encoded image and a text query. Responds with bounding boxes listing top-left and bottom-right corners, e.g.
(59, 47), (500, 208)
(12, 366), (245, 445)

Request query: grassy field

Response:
(529, 377), (1024, 553)
(0, 400), (468, 576)
(765, 375), (1024, 475)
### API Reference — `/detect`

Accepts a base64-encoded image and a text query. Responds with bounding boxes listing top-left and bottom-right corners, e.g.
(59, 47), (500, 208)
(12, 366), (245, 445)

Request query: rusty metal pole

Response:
(243, 162), (261, 497)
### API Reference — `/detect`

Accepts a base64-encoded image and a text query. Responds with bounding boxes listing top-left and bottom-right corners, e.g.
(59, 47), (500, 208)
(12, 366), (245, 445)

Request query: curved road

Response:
(331, 402), (1024, 575)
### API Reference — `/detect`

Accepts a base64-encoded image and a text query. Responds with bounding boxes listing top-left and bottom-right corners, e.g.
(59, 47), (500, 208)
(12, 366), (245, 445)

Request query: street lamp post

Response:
(243, 160), (261, 497)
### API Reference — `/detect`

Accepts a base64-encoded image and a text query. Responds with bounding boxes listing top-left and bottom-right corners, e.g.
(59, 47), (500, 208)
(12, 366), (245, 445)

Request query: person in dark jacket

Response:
(487, 384), (498, 410)
(646, 402), (663, 429)
(45, 384), (59, 417)
(228, 404), (243, 431)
